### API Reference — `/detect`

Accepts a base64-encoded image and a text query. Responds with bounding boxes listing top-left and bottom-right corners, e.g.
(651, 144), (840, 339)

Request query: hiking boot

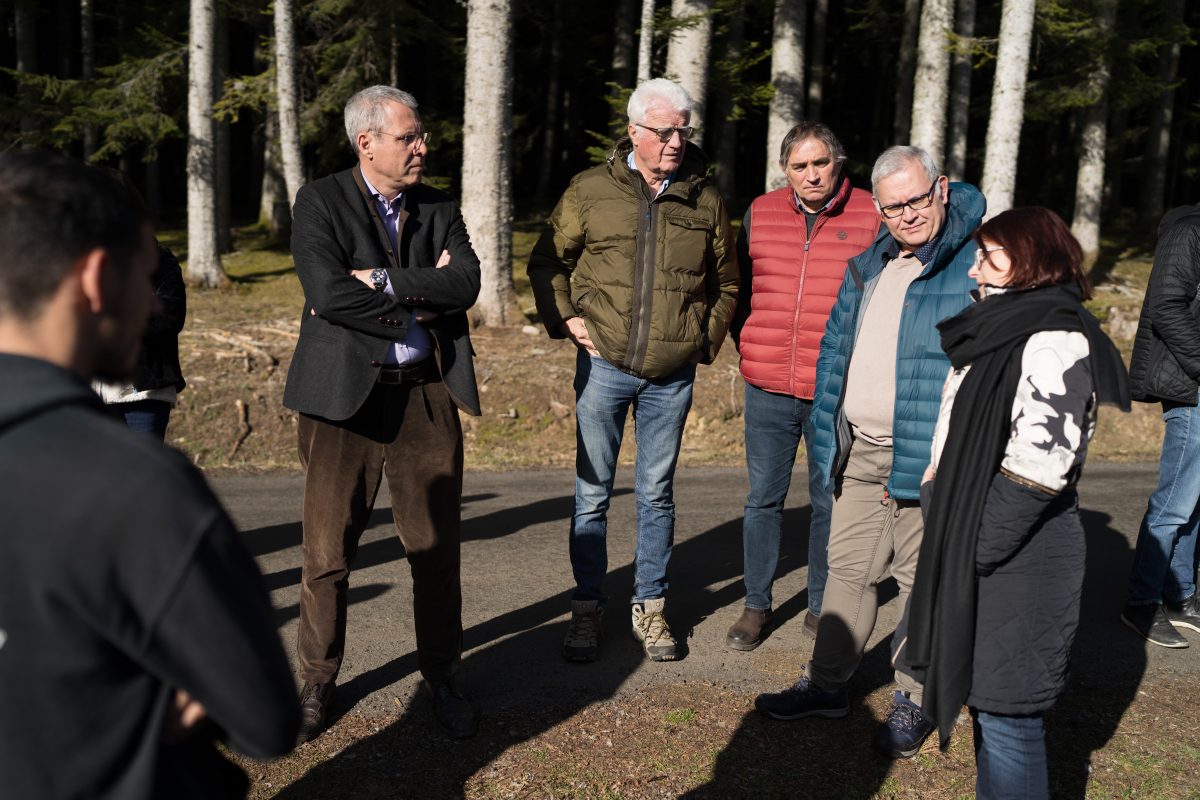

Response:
(562, 599), (604, 662)
(754, 675), (849, 720)
(726, 607), (772, 651)
(802, 610), (820, 639)
(1121, 603), (1189, 649)
(296, 680), (334, 745)
(872, 691), (935, 759)
(1164, 593), (1200, 634)
(423, 677), (477, 739)
(632, 598), (677, 661)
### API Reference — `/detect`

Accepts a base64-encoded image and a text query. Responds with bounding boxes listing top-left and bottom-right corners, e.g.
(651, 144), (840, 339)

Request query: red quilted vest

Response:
(738, 178), (880, 399)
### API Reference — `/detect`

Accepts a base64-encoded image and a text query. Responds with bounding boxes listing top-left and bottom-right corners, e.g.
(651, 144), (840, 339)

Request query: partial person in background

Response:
(93, 242), (186, 440)
(902, 207), (1129, 799)
(1122, 202), (1200, 649)
(728, 122), (880, 651)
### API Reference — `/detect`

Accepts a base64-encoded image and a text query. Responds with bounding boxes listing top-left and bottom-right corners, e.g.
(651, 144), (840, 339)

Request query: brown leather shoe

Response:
(296, 680), (334, 745)
(425, 678), (478, 739)
(802, 610), (820, 639)
(726, 607), (772, 651)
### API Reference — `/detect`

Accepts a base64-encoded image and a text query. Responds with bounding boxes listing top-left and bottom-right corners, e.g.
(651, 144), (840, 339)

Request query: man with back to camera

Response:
(754, 146), (984, 760)
(528, 78), (738, 664)
(0, 151), (298, 798)
(284, 85), (482, 742)
(727, 122), (881, 650)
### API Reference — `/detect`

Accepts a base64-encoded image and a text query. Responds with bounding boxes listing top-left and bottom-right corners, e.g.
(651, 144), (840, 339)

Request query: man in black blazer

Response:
(283, 85), (482, 743)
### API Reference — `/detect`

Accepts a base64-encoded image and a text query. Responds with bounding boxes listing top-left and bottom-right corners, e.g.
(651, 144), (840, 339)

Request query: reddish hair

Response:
(972, 207), (1092, 299)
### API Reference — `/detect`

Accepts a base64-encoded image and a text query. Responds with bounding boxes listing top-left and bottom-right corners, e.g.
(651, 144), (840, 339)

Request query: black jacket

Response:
(131, 244), (187, 393)
(1128, 204), (1200, 405)
(0, 355), (298, 798)
(284, 167), (482, 420)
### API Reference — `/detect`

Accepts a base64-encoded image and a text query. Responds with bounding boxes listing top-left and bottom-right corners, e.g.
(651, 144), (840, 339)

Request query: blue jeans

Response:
(118, 399), (173, 441)
(741, 382), (832, 613)
(570, 351), (695, 605)
(972, 709), (1048, 800)
(1128, 397), (1200, 605)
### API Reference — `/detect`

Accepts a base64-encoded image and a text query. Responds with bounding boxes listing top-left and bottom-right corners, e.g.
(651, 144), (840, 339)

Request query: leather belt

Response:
(376, 360), (438, 385)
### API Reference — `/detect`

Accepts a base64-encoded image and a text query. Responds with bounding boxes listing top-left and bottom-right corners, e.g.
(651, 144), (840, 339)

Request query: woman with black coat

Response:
(899, 207), (1130, 799)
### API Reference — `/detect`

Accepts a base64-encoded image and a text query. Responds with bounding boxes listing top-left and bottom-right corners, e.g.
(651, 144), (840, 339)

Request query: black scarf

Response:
(903, 283), (1130, 749)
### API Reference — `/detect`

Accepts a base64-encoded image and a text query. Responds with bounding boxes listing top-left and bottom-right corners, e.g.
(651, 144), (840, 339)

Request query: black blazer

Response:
(283, 166), (482, 420)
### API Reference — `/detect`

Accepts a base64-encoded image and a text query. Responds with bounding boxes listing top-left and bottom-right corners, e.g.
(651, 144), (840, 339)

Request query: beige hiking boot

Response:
(632, 598), (677, 661)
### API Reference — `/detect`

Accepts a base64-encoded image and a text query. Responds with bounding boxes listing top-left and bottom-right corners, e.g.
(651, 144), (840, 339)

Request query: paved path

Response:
(212, 462), (1196, 723)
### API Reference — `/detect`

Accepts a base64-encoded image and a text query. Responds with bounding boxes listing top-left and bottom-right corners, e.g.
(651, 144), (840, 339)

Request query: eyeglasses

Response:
(876, 180), (938, 219)
(634, 123), (694, 143)
(372, 130), (430, 149)
(973, 246), (1006, 264)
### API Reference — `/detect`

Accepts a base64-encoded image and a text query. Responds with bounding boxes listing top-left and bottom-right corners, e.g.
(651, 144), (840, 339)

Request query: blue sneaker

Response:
(872, 691), (935, 758)
(754, 676), (849, 720)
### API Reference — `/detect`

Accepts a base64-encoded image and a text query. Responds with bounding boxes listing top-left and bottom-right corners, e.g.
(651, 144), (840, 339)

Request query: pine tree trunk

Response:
(1103, 104), (1127, 219)
(637, 0), (656, 83)
(806, 0), (828, 121)
(214, 11), (232, 255)
(260, 110), (288, 241)
(15, 0), (38, 140)
(765, 0), (806, 192)
(979, 0), (1035, 219)
(186, 0), (226, 288)
(535, 0), (563, 204)
(1139, 0), (1184, 227)
(665, 0), (713, 145)
(893, 0), (920, 144)
(81, 0), (96, 159)
(715, 5), (745, 201)
(945, 0), (975, 181)
(275, 0), (305, 209)
(613, 0), (637, 88)
(1070, 0), (1117, 271)
(462, 0), (518, 327)
(911, 0), (954, 165)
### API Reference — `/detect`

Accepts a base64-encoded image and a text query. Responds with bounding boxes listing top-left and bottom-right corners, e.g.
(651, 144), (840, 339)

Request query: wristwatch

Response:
(369, 267), (388, 292)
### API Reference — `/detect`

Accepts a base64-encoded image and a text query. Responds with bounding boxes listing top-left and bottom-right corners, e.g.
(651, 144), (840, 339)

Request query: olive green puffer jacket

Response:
(527, 139), (738, 379)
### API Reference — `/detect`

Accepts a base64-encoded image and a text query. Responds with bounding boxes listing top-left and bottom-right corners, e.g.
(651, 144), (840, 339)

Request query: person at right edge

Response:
(1121, 202), (1200, 649)
(900, 207), (1129, 799)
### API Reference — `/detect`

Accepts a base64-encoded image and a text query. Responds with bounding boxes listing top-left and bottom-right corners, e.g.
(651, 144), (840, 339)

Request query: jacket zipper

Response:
(787, 209), (830, 397)
(625, 174), (658, 374)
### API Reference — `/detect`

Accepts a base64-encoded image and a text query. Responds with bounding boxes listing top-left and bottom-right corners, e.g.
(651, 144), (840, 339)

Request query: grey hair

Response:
(627, 78), (693, 125)
(344, 86), (420, 151)
(778, 122), (847, 167)
(870, 145), (940, 193)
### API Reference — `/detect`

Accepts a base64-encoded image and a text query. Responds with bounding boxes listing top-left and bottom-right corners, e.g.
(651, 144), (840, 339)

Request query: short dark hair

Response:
(973, 207), (1092, 299)
(0, 151), (148, 319)
(778, 122), (846, 167)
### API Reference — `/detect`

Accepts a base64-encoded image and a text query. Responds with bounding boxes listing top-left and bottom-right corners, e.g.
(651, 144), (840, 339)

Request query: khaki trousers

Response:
(806, 437), (924, 702)
(296, 375), (463, 685)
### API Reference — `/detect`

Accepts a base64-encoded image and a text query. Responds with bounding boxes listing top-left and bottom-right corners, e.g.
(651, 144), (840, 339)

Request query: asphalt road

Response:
(212, 461), (1197, 724)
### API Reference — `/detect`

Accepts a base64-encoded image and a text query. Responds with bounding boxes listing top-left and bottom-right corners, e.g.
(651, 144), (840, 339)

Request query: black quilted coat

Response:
(1128, 205), (1200, 405)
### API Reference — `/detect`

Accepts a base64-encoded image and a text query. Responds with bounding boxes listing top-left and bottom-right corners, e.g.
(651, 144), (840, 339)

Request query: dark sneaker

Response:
(1121, 603), (1189, 649)
(296, 680), (334, 745)
(872, 691), (935, 759)
(563, 600), (604, 662)
(755, 675), (849, 720)
(726, 607), (772, 651)
(1164, 594), (1200, 634)
(424, 678), (477, 739)
(802, 610), (820, 639)
(632, 598), (677, 661)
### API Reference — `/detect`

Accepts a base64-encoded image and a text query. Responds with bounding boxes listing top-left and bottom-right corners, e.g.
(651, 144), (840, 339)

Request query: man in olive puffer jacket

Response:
(528, 78), (738, 664)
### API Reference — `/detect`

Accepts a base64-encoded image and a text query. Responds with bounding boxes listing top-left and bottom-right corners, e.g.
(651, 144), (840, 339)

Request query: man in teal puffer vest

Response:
(755, 146), (985, 760)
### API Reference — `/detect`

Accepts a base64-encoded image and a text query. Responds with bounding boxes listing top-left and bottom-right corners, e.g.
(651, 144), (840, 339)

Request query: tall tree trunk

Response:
(893, 0), (920, 144)
(945, 0), (976, 181)
(15, 0), (38, 141)
(81, 0), (96, 159)
(715, 4), (745, 201)
(910, 0), (954, 165)
(462, 0), (518, 327)
(1070, 0), (1117, 271)
(637, 0), (655, 83)
(214, 10), (232, 255)
(765, 0), (806, 192)
(612, 0), (637, 88)
(56, 0), (73, 78)
(1139, 0), (1184, 227)
(1103, 105), (1127, 219)
(259, 109), (289, 241)
(665, 0), (713, 145)
(806, 0), (828, 121)
(979, 0), (1035, 219)
(389, 6), (399, 87)
(275, 0), (305, 208)
(145, 154), (161, 222)
(186, 0), (226, 288)
(535, 0), (563, 204)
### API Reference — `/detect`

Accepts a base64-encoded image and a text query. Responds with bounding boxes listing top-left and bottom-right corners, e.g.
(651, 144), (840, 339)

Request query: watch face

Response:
(371, 268), (387, 290)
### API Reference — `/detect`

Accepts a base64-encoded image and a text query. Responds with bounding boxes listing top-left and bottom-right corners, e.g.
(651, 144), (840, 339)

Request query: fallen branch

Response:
(228, 399), (252, 458)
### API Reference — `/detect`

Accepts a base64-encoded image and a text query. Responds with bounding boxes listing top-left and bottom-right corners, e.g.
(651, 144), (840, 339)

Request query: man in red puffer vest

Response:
(727, 122), (881, 651)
